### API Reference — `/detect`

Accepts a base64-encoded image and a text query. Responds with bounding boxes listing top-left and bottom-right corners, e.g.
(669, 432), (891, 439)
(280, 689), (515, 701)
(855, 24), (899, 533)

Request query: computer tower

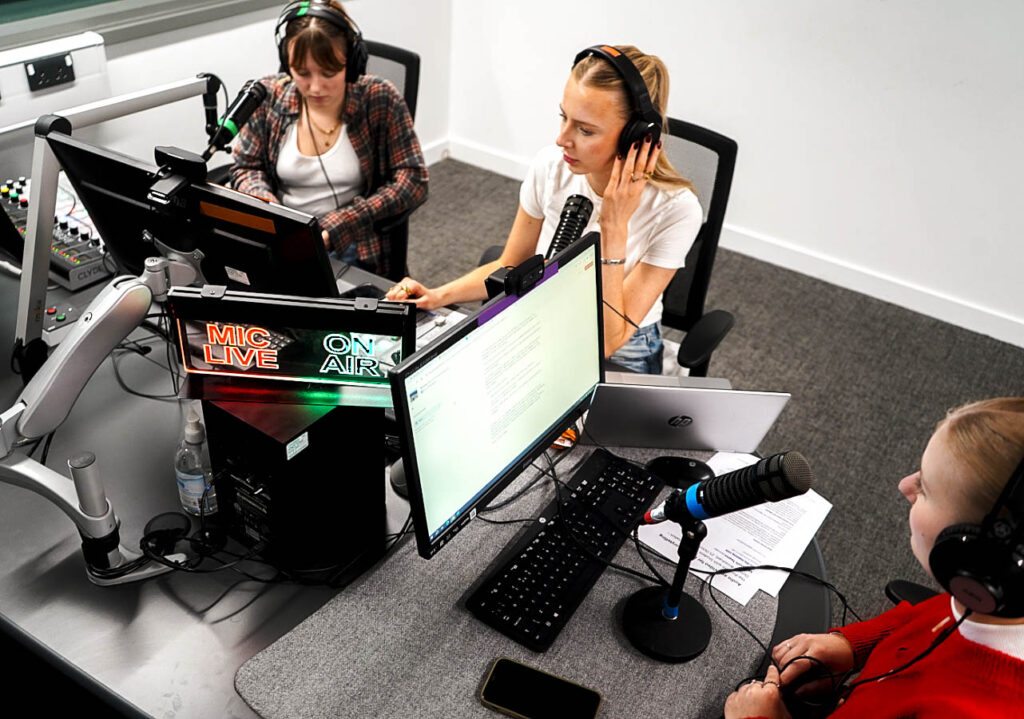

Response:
(203, 400), (384, 579)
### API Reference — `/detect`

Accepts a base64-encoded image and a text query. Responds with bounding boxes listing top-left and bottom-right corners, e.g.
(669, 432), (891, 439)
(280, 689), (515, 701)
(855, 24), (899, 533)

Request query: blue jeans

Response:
(336, 243), (360, 266)
(609, 323), (664, 375)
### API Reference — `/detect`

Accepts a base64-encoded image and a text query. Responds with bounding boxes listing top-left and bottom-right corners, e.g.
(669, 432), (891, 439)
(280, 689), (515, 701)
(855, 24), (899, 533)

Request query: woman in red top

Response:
(725, 397), (1024, 719)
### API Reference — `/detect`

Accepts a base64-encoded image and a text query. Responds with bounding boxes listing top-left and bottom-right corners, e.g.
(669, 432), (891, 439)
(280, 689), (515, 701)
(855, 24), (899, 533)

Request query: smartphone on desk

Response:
(480, 657), (602, 719)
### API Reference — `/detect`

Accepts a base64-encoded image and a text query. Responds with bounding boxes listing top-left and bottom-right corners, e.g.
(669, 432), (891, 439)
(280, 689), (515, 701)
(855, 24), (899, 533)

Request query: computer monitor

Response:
(389, 235), (605, 558)
(44, 129), (339, 298)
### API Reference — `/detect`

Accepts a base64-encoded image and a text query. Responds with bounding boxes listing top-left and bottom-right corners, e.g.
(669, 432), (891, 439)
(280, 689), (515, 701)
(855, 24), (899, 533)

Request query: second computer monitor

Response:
(390, 234), (605, 558)
(45, 129), (339, 298)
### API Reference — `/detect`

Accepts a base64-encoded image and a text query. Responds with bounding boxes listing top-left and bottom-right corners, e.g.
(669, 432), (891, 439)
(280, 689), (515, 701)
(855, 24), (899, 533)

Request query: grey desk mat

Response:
(235, 449), (777, 719)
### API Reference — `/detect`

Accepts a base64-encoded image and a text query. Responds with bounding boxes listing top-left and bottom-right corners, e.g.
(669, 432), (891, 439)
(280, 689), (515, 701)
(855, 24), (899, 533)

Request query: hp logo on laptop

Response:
(668, 415), (693, 428)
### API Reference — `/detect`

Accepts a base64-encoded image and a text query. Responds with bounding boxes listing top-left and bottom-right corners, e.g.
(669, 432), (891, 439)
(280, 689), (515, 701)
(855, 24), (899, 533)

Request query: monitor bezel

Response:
(44, 129), (340, 299)
(390, 234), (605, 559)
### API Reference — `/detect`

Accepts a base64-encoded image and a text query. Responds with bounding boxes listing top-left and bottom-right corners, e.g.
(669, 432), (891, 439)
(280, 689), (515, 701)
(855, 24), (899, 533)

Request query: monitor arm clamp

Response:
(0, 257), (197, 586)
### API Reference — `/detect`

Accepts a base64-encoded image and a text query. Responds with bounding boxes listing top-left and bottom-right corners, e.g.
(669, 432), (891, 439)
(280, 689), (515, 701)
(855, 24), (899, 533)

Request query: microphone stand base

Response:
(622, 585), (712, 663)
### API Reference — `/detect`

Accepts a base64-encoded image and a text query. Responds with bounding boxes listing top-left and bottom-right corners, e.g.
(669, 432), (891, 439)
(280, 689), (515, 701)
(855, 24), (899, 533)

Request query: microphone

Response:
(644, 451), (814, 523)
(197, 73), (223, 139)
(203, 80), (268, 159)
(545, 194), (594, 259)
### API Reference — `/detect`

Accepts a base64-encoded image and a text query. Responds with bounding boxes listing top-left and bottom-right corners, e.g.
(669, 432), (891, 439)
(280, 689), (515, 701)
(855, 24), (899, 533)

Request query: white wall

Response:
(448, 0), (1024, 348)
(8, 1), (1021, 347)
(91, 0), (452, 165)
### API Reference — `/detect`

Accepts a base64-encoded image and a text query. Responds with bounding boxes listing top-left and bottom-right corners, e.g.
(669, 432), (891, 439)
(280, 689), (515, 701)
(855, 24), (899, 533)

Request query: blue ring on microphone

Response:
(684, 484), (709, 519)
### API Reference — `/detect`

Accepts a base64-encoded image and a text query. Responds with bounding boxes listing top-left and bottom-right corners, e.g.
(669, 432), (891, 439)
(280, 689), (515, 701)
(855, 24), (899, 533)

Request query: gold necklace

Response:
(308, 114), (340, 136)
(303, 104), (340, 150)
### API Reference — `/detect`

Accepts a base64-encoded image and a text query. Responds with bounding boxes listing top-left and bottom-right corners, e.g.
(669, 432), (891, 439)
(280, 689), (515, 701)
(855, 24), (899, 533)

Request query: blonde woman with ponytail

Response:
(388, 45), (701, 374)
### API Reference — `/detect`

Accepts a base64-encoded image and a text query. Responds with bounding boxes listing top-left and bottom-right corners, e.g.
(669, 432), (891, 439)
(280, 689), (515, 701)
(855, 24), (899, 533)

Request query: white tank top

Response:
(276, 123), (364, 217)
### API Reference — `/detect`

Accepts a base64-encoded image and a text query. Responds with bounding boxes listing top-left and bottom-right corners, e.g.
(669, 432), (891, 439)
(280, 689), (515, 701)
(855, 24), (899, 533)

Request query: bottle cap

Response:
(184, 408), (206, 444)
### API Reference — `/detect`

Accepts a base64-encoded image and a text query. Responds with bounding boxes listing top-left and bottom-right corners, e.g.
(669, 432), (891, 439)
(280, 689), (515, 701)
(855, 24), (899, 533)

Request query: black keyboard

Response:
(466, 448), (664, 651)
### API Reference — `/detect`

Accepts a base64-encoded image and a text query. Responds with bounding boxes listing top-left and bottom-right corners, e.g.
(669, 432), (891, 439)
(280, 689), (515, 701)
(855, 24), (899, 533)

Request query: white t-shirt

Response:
(277, 124), (364, 217)
(954, 597), (1024, 660)
(519, 145), (702, 328)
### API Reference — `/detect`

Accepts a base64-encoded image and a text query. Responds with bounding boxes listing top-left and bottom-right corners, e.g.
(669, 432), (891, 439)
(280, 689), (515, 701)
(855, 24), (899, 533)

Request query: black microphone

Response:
(644, 451), (814, 523)
(545, 194), (594, 259)
(197, 73), (223, 138)
(204, 79), (268, 159)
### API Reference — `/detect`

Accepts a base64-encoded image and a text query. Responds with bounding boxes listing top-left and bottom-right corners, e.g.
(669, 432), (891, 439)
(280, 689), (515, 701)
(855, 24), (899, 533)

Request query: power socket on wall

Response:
(24, 53), (76, 92)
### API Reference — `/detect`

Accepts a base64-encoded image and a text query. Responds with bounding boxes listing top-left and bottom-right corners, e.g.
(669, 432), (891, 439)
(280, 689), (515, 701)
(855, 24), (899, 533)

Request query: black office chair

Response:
(363, 39), (421, 282)
(209, 40), (421, 282)
(659, 117), (738, 377)
(884, 579), (939, 605)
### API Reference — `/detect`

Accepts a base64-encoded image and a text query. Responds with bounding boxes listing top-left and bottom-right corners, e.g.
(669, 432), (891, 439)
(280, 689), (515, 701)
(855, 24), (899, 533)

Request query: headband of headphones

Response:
(572, 45), (662, 127)
(982, 452), (1024, 532)
(275, 1), (367, 82)
(572, 45), (663, 157)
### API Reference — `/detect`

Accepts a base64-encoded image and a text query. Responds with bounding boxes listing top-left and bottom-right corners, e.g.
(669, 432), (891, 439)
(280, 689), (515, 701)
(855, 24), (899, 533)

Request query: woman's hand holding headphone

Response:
(598, 135), (660, 258)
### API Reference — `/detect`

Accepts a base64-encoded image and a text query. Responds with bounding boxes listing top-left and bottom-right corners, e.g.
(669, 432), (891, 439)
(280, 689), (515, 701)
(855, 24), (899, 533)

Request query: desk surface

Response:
(235, 446), (826, 719)
(0, 271), (828, 718)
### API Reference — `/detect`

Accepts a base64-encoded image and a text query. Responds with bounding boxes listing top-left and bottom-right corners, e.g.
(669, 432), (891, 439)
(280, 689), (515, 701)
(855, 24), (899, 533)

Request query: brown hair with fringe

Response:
(283, 0), (353, 75)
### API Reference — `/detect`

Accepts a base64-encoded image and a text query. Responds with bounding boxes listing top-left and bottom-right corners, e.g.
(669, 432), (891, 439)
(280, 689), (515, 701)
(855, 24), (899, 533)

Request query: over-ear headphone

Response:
(275, 0), (368, 84)
(572, 45), (663, 158)
(929, 453), (1024, 617)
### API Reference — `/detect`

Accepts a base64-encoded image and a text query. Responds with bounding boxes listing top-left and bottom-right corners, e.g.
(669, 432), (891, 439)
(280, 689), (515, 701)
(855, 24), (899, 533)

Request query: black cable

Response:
(630, 526), (671, 587)
(477, 515), (539, 527)
(110, 349), (180, 401)
(480, 446), (578, 512)
(163, 313), (183, 395)
(22, 434), (45, 459)
(38, 431), (56, 465)
(839, 608), (971, 691)
(602, 299), (639, 330)
(550, 475), (666, 586)
(135, 499), (415, 588)
(303, 97), (342, 210)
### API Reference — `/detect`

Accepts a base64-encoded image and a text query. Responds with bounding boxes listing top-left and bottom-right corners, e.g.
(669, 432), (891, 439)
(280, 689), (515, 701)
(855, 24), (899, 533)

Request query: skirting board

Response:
(447, 137), (529, 181)
(442, 138), (1024, 350)
(721, 224), (1024, 350)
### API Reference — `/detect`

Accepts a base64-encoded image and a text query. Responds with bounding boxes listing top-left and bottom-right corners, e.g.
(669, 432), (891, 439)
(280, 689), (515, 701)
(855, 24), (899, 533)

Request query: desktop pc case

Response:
(203, 399), (384, 576)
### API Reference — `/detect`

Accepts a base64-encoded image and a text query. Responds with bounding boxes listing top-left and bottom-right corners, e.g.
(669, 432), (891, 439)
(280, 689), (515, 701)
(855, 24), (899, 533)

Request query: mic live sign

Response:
(174, 318), (405, 387)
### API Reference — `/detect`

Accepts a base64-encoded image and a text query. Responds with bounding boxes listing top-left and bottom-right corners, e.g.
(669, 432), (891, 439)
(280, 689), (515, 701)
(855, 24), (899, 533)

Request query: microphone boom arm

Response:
(0, 257), (194, 585)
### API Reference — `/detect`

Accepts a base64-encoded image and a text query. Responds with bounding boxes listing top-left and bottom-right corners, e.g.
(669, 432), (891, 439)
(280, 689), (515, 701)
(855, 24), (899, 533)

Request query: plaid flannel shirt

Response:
(230, 73), (427, 277)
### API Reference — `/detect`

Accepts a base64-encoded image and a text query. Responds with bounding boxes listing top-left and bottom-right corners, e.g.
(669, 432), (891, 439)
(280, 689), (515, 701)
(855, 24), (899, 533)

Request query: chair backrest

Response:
(364, 40), (420, 120)
(363, 40), (421, 281)
(659, 118), (737, 332)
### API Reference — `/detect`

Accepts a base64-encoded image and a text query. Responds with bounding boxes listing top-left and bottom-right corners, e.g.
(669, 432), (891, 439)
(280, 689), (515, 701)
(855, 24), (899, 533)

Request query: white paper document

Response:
(637, 452), (832, 606)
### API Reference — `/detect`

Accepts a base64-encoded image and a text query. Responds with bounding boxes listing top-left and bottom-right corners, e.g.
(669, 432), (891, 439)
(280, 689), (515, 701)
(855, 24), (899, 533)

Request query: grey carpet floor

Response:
(410, 158), (1024, 624)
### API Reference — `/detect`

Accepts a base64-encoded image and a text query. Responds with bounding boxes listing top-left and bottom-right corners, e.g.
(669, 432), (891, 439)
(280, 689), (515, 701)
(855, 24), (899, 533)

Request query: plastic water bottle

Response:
(175, 409), (217, 516)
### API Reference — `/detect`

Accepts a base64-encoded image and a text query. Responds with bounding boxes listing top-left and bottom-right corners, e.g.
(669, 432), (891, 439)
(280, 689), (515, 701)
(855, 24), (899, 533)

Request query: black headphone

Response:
(929, 453), (1024, 617)
(572, 45), (663, 158)
(275, 0), (368, 84)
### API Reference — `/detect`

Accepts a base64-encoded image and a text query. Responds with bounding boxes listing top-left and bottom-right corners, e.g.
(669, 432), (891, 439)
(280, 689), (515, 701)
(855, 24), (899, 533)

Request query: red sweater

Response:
(828, 594), (1024, 717)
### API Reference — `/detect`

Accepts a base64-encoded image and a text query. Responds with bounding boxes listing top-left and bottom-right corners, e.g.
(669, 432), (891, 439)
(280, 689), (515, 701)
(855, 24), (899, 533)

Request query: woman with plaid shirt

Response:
(230, 1), (427, 278)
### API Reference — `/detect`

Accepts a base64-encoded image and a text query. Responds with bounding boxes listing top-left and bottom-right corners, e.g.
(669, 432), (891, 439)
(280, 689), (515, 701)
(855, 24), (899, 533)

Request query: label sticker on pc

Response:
(286, 431), (309, 460)
(224, 266), (251, 286)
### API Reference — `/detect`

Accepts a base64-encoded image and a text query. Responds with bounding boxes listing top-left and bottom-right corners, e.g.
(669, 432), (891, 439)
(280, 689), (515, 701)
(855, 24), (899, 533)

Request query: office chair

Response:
(364, 39), (421, 282)
(659, 117), (737, 377)
(209, 39), (421, 282)
(884, 580), (939, 605)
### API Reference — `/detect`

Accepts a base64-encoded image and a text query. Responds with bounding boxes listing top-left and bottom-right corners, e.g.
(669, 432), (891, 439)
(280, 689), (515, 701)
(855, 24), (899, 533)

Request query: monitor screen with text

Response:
(390, 235), (604, 558)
